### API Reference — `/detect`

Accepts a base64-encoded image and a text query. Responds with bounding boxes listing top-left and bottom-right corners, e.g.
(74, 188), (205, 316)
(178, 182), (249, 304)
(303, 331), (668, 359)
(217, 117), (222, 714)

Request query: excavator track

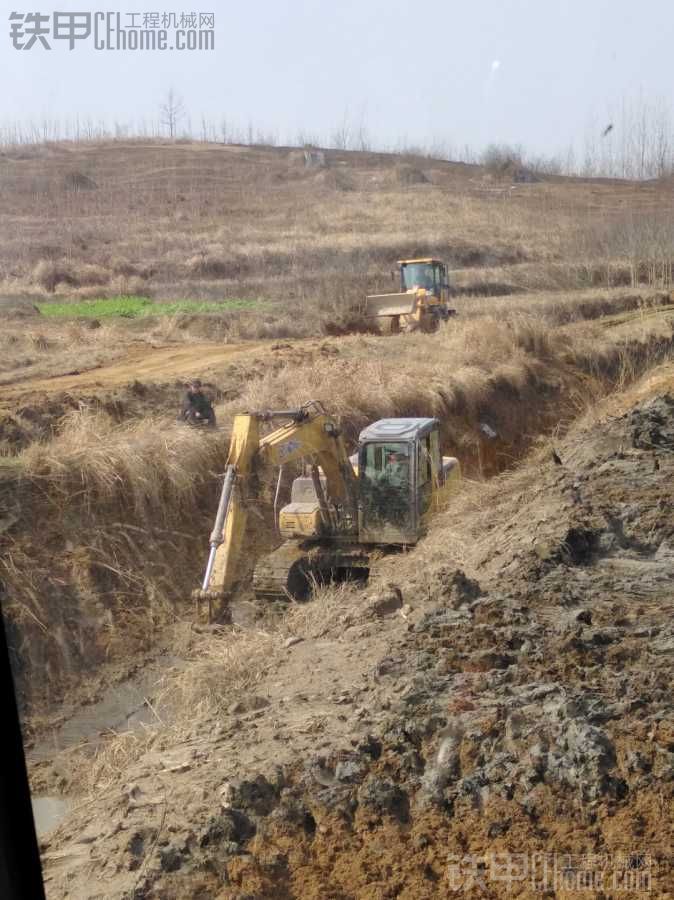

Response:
(252, 540), (371, 602)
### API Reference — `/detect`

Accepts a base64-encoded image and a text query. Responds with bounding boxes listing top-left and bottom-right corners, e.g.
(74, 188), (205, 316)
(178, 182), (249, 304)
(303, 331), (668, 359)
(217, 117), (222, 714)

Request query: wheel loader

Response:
(196, 401), (460, 619)
(365, 258), (456, 334)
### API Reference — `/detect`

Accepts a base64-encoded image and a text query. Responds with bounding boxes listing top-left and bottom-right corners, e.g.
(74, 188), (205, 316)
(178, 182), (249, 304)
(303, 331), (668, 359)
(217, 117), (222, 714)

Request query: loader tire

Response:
(419, 314), (439, 334)
(380, 315), (401, 335)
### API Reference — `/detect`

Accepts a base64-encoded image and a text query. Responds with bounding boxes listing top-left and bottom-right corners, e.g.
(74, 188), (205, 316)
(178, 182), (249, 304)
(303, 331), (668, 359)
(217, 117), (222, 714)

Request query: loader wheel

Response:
(419, 314), (439, 334)
(380, 315), (401, 335)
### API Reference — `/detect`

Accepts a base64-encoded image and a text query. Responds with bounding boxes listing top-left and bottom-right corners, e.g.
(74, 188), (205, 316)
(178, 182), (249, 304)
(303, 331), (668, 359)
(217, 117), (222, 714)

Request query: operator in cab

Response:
(385, 449), (409, 487)
(180, 379), (216, 427)
(381, 448), (410, 524)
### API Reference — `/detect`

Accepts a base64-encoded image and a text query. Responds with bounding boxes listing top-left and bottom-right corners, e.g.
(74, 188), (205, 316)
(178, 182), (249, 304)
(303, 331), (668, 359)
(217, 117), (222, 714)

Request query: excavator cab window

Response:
(359, 441), (413, 532)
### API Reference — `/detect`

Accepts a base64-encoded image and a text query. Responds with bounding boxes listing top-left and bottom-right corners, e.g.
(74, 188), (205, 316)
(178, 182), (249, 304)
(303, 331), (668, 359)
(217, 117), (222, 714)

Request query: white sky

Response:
(1, 0), (672, 154)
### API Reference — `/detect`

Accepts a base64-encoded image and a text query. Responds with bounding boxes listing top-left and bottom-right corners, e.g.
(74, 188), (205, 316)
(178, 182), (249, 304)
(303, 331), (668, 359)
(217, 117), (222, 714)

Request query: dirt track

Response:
(3, 303), (674, 415)
(6, 305), (674, 403)
(1, 340), (275, 404)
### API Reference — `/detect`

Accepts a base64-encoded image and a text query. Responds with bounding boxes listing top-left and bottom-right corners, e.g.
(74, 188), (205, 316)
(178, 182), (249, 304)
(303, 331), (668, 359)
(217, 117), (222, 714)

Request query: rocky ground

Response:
(37, 382), (674, 899)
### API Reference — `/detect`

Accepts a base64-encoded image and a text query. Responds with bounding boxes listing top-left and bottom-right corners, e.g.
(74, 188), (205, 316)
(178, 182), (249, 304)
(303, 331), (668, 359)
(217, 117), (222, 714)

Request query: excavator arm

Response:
(195, 402), (357, 619)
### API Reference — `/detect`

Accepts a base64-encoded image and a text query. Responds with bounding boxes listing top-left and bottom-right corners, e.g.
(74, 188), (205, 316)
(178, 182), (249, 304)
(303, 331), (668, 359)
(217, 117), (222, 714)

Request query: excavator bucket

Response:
(364, 292), (417, 318)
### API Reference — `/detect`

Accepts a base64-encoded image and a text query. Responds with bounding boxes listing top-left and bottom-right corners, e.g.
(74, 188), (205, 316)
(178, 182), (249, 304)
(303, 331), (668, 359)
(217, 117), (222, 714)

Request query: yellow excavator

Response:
(364, 258), (456, 333)
(196, 401), (460, 619)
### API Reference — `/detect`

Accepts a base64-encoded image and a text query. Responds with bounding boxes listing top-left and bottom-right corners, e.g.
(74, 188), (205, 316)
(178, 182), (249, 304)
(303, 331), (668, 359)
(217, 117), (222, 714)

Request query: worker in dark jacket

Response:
(180, 379), (216, 427)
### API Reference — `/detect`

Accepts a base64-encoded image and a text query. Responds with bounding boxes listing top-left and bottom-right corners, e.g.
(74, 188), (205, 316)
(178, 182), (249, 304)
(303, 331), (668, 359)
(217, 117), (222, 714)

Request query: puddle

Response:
(29, 654), (183, 762)
(28, 616), (255, 768)
(32, 796), (71, 837)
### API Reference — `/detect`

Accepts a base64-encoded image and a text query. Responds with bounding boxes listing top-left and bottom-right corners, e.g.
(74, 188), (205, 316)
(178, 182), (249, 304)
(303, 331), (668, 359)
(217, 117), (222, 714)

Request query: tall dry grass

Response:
(3, 139), (671, 323)
(21, 410), (224, 521)
(215, 313), (674, 454)
(2, 414), (229, 709)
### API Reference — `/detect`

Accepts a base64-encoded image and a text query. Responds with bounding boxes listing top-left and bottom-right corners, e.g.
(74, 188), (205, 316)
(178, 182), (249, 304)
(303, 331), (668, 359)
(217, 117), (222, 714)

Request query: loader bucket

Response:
(364, 292), (417, 318)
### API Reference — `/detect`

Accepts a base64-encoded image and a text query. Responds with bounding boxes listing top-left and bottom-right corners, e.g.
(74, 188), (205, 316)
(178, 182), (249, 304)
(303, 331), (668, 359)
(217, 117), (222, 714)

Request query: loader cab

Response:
(357, 417), (451, 545)
(399, 258), (449, 301)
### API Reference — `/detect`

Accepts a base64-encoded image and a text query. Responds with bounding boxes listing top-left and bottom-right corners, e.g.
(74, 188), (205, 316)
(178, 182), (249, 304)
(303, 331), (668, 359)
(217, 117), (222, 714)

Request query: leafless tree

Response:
(331, 109), (352, 150)
(160, 88), (185, 139)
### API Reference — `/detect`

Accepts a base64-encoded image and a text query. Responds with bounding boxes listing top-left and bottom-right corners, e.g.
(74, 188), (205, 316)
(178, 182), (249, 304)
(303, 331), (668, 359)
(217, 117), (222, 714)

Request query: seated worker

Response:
(368, 448), (410, 526)
(180, 379), (216, 427)
(386, 449), (411, 526)
(384, 449), (409, 489)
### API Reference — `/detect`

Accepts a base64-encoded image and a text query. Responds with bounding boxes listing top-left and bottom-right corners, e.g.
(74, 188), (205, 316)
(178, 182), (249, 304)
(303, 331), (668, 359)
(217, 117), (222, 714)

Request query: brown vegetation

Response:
(1, 140), (674, 325)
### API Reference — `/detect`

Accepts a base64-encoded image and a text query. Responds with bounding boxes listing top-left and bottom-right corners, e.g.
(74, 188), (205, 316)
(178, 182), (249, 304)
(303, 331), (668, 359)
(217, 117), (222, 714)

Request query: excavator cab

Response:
(357, 417), (459, 544)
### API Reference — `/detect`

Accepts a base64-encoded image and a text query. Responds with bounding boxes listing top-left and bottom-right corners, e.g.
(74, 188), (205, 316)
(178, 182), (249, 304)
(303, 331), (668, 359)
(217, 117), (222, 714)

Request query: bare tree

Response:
(160, 88), (185, 139)
(331, 109), (352, 150)
(651, 101), (671, 178)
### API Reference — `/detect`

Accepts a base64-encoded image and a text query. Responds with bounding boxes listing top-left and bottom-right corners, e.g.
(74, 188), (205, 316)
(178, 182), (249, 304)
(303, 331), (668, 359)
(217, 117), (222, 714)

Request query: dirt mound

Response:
(321, 305), (378, 335)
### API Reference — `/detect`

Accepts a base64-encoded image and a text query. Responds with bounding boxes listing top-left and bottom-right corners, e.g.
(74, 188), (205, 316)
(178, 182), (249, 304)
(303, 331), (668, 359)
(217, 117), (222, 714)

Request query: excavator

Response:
(364, 258), (456, 333)
(196, 401), (460, 619)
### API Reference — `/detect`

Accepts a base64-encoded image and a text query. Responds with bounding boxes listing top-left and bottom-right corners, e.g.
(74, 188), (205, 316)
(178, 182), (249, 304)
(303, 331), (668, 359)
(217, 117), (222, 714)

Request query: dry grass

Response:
(0, 317), (133, 383)
(215, 313), (674, 455)
(2, 139), (673, 331)
(1, 415), (229, 709)
(21, 410), (224, 521)
(455, 286), (672, 325)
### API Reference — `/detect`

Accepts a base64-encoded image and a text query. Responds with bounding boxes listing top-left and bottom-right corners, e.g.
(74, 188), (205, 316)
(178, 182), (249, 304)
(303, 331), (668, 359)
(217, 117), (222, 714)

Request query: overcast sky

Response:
(1, 0), (672, 154)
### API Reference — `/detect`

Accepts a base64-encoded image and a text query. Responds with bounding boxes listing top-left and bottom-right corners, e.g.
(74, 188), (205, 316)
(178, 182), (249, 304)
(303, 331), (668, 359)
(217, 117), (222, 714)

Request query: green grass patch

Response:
(37, 296), (262, 319)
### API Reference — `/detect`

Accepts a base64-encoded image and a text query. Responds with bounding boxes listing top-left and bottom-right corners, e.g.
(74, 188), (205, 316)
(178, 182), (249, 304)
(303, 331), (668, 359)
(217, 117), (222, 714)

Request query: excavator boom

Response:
(196, 402), (357, 617)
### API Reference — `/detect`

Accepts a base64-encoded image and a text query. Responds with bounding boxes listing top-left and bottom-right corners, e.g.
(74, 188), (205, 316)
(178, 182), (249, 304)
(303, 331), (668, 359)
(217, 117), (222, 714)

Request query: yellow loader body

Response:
(365, 258), (455, 333)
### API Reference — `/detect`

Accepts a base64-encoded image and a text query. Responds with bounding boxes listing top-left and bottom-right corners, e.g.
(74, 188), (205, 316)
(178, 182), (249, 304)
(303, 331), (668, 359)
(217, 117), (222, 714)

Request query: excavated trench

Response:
(6, 322), (674, 705)
(3, 314), (674, 847)
(32, 365), (674, 899)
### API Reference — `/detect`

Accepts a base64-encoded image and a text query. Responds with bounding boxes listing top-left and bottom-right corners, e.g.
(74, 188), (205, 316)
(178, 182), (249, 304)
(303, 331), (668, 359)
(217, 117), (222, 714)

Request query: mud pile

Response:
(38, 391), (673, 898)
